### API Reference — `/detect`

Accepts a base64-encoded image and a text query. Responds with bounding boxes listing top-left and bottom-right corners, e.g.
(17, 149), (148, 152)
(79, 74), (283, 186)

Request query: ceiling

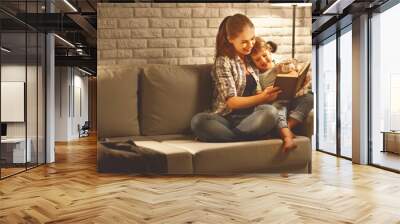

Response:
(0, 0), (97, 74)
(311, 0), (391, 43)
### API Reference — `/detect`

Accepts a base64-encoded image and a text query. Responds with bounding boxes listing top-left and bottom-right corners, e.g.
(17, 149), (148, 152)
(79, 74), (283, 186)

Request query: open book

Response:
(273, 61), (311, 100)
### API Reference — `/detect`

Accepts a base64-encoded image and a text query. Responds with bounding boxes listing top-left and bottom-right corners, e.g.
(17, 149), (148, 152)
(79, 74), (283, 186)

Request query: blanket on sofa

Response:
(99, 140), (167, 173)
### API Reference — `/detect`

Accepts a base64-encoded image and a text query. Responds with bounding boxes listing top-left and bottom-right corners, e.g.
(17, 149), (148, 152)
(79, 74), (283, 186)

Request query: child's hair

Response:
(251, 37), (278, 55)
(266, 41), (278, 53)
(251, 36), (268, 55)
(215, 14), (254, 58)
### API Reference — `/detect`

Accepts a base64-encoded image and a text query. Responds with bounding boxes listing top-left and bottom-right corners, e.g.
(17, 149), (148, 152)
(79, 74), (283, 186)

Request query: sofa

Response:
(97, 63), (314, 174)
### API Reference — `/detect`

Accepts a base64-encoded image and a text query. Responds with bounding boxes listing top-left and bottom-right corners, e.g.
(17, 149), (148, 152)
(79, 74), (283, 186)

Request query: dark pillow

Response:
(97, 65), (141, 138)
(140, 64), (213, 135)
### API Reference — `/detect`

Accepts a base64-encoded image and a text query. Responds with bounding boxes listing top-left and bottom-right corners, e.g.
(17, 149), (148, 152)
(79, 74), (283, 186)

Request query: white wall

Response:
(70, 73), (89, 138)
(55, 67), (89, 141)
(1, 65), (35, 138)
(55, 66), (70, 141)
(98, 3), (312, 66)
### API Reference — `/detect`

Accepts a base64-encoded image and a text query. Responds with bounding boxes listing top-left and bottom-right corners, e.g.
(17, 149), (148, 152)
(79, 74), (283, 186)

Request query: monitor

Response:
(1, 123), (7, 137)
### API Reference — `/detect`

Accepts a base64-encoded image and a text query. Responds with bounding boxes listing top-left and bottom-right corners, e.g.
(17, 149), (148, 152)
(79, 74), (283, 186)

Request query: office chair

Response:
(79, 121), (90, 138)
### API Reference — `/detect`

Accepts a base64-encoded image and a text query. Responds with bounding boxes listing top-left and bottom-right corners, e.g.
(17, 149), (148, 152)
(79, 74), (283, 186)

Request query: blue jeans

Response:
(191, 104), (278, 142)
(273, 93), (314, 129)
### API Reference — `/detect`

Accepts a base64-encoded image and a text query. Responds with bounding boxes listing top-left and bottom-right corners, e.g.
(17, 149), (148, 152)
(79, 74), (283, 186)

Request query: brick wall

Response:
(98, 3), (312, 66)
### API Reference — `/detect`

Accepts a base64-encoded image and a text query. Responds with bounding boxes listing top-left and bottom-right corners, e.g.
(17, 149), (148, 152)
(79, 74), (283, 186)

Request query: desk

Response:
(382, 131), (400, 154)
(1, 138), (31, 163)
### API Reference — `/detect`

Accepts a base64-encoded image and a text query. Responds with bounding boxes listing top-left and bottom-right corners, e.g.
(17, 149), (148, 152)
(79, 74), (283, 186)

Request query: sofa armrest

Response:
(296, 110), (314, 139)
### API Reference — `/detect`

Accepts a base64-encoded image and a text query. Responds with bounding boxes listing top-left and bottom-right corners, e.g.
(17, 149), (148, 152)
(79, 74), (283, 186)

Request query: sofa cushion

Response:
(134, 141), (193, 174)
(146, 134), (195, 141)
(97, 65), (141, 138)
(162, 137), (311, 174)
(140, 64), (213, 136)
(98, 136), (193, 174)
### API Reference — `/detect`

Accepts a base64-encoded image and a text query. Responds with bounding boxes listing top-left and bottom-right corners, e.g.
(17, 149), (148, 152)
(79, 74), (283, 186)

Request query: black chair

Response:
(79, 121), (90, 138)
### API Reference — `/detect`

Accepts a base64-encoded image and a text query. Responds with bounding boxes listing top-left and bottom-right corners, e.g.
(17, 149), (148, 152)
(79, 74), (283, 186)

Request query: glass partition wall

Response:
(0, 1), (46, 179)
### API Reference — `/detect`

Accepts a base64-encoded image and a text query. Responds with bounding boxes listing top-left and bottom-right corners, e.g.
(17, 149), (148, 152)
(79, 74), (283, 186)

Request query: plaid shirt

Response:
(211, 56), (261, 116)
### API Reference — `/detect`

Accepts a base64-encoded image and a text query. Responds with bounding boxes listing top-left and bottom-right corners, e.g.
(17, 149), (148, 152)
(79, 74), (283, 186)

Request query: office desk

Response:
(382, 131), (400, 154)
(1, 138), (31, 164)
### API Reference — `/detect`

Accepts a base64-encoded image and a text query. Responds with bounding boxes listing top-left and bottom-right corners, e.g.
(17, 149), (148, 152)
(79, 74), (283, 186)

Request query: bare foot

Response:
(280, 127), (297, 151)
(280, 173), (289, 178)
(282, 136), (297, 152)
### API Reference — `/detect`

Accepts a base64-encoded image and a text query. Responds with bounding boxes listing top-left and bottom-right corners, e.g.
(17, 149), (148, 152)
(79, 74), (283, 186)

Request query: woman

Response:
(191, 14), (281, 142)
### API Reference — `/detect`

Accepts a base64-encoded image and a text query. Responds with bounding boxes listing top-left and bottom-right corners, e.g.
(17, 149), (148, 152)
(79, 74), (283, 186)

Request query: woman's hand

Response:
(226, 86), (281, 110)
(262, 86), (281, 103)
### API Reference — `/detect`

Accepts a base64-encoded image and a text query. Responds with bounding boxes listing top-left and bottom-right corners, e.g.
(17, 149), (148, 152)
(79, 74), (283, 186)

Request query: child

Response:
(250, 37), (313, 151)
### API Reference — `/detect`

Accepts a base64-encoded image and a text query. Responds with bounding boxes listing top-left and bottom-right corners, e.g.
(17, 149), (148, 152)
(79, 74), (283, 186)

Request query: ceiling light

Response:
(54, 34), (75, 48)
(63, 0), (78, 12)
(323, 0), (355, 15)
(1, 47), (11, 53)
(77, 67), (93, 76)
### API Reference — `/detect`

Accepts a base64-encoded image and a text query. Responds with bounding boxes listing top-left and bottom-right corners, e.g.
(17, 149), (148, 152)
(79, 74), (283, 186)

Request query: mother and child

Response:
(191, 14), (313, 151)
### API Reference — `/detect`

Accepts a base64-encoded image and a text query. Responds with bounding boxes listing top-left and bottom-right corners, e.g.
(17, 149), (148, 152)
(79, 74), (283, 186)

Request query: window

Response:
(339, 26), (352, 158)
(370, 2), (400, 171)
(317, 35), (337, 154)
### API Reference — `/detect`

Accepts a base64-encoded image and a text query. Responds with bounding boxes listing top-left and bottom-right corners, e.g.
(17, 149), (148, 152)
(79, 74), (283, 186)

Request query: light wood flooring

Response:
(372, 151), (400, 171)
(1, 167), (26, 178)
(0, 135), (400, 223)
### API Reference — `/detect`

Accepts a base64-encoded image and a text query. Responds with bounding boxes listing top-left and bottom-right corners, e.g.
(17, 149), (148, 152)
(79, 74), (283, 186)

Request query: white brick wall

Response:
(98, 3), (312, 66)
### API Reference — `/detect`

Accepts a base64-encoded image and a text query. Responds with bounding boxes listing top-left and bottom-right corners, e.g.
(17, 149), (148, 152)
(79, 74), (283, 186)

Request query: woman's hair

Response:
(215, 14), (254, 59)
(251, 37), (278, 55)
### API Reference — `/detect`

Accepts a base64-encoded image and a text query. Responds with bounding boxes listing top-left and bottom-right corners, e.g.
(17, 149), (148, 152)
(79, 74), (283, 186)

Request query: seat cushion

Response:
(146, 134), (195, 141)
(97, 65), (141, 138)
(98, 136), (193, 174)
(140, 64), (213, 136)
(162, 136), (312, 174)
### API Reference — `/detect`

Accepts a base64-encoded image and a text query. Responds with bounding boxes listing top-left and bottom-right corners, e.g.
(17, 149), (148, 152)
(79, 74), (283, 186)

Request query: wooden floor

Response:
(1, 135), (400, 224)
(1, 167), (26, 178)
(373, 150), (400, 171)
